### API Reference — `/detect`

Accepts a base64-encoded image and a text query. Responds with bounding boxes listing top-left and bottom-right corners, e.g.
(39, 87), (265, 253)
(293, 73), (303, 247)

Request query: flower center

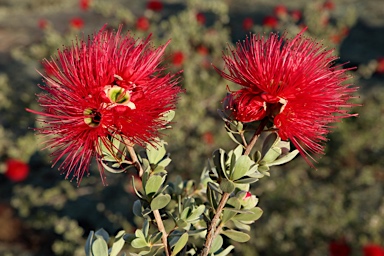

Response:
(84, 108), (102, 127)
(104, 85), (136, 110)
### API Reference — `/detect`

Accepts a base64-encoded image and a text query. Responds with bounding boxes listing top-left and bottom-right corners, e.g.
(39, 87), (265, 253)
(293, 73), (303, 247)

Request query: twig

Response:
(153, 209), (171, 256)
(200, 192), (230, 256)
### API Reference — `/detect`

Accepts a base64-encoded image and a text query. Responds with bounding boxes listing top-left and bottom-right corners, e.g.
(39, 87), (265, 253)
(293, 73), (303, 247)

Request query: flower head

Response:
(216, 29), (357, 165)
(5, 159), (30, 182)
(28, 25), (181, 185)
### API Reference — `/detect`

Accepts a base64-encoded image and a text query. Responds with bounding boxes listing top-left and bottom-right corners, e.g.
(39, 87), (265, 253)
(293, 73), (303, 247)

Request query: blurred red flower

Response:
(147, 0), (163, 12)
(5, 159), (29, 182)
(172, 51), (184, 66)
(216, 29), (357, 165)
(202, 132), (214, 145)
(196, 45), (209, 56)
(196, 13), (206, 25)
(262, 16), (278, 28)
(290, 10), (302, 22)
(323, 0), (335, 10)
(363, 244), (384, 256)
(38, 19), (48, 29)
(79, 0), (91, 11)
(242, 17), (253, 31)
(376, 58), (384, 74)
(273, 5), (288, 17)
(136, 16), (150, 31)
(70, 17), (84, 29)
(329, 239), (351, 256)
(28, 25), (181, 185)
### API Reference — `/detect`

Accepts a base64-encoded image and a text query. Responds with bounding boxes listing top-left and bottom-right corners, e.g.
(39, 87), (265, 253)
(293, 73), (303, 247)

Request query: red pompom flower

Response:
(5, 159), (30, 182)
(28, 25), (181, 185)
(216, 29), (357, 164)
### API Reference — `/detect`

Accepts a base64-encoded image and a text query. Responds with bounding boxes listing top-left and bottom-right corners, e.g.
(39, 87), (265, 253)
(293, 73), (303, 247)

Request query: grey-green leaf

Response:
(268, 149), (299, 166)
(231, 155), (253, 181)
(85, 230), (94, 256)
(215, 245), (235, 256)
(150, 194), (171, 211)
(220, 179), (235, 194)
(171, 233), (189, 256)
(145, 175), (165, 196)
(221, 229), (250, 242)
(110, 231), (126, 256)
(131, 237), (148, 249)
(92, 237), (109, 256)
(209, 234), (223, 254)
(146, 141), (166, 164)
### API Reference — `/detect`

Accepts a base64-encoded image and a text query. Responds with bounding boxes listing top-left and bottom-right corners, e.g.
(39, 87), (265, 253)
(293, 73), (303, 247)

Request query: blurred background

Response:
(0, 0), (383, 255)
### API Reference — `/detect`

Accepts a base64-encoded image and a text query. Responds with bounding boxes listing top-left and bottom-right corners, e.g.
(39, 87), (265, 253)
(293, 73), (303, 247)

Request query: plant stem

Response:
(125, 142), (170, 256)
(200, 192), (230, 256)
(153, 209), (171, 256)
(244, 119), (268, 156)
(127, 145), (144, 177)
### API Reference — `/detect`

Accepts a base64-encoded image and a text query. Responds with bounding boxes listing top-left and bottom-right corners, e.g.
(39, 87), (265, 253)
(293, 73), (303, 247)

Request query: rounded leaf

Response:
(150, 194), (171, 210)
(171, 233), (189, 256)
(92, 237), (109, 256)
(221, 229), (250, 242)
(231, 155), (253, 180)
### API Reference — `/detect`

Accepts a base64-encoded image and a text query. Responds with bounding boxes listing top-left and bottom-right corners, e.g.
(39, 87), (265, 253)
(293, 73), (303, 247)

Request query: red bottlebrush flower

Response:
(329, 239), (351, 256)
(262, 16), (278, 29)
(242, 17), (254, 31)
(38, 19), (48, 29)
(363, 245), (384, 256)
(323, 0), (335, 10)
(136, 16), (150, 31)
(5, 159), (29, 182)
(172, 51), (184, 66)
(215, 29), (357, 165)
(27, 25), (182, 185)
(202, 132), (214, 145)
(196, 45), (209, 56)
(290, 10), (302, 22)
(196, 12), (206, 25)
(146, 0), (163, 12)
(273, 5), (288, 17)
(376, 57), (384, 74)
(70, 17), (84, 29)
(79, 0), (91, 11)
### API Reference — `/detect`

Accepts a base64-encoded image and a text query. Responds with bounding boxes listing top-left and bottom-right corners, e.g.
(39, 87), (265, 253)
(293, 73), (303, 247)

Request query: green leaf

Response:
(146, 141), (167, 164)
(215, 245), (235, 256)
(233, 176), (259, 184)
(160, 110), (175, 123)
(268, 149), (299, 166)
(131, 237), (149, 249)
(150, 232), (163, 244)
(262, 147), (282, 163)
(186, 205), (205, 222)
(145, 175), (165, 196)
(232, 207), (263, 222)
(221, 229), (250, 242)
(226, 130), (242, 146)
(261, 132), (279, 157)
(95, 229), (109, 242)
(133, 200), (143, 217)
(110, 231), (126, 256)
(207, 182), (222, 194)
(209, 234), (223, 254)
(171, 233), (189, 256)
(150, 194), (171, 210)
(220, 179), (235, 194)
(222, 198), (241, 224)
(230, 155), (253, 180)
(85, 230), (94, 256)
(92, 236), (109, 256)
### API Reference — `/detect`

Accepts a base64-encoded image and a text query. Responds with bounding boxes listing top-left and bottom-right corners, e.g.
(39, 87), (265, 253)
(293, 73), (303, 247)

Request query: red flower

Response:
(290, 10), (302, 22)
(216, 29), (357, 165)
(376, 58), (384, 74)
(70, 17), (84, 29)
(196, 45), (209, 56)
(363, 244), (384, 256)
(273, 5), (288, 17)
(172, 51), (184, 66)
(262, 16), (278, 29)
(323, 0), (335, 10)
(5, 159), (29, 182)
(136, 16), (150, 31)
(79, 0), (91, 11)
(202, 132), (214, 145)
(28, 25), (181, 185)
(38, 19), (48, 29)
(196, 13), (206, 25)
(242, 17), (253, 31)
(329, 239), (351, 256)
(146, 0), (163, 12)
